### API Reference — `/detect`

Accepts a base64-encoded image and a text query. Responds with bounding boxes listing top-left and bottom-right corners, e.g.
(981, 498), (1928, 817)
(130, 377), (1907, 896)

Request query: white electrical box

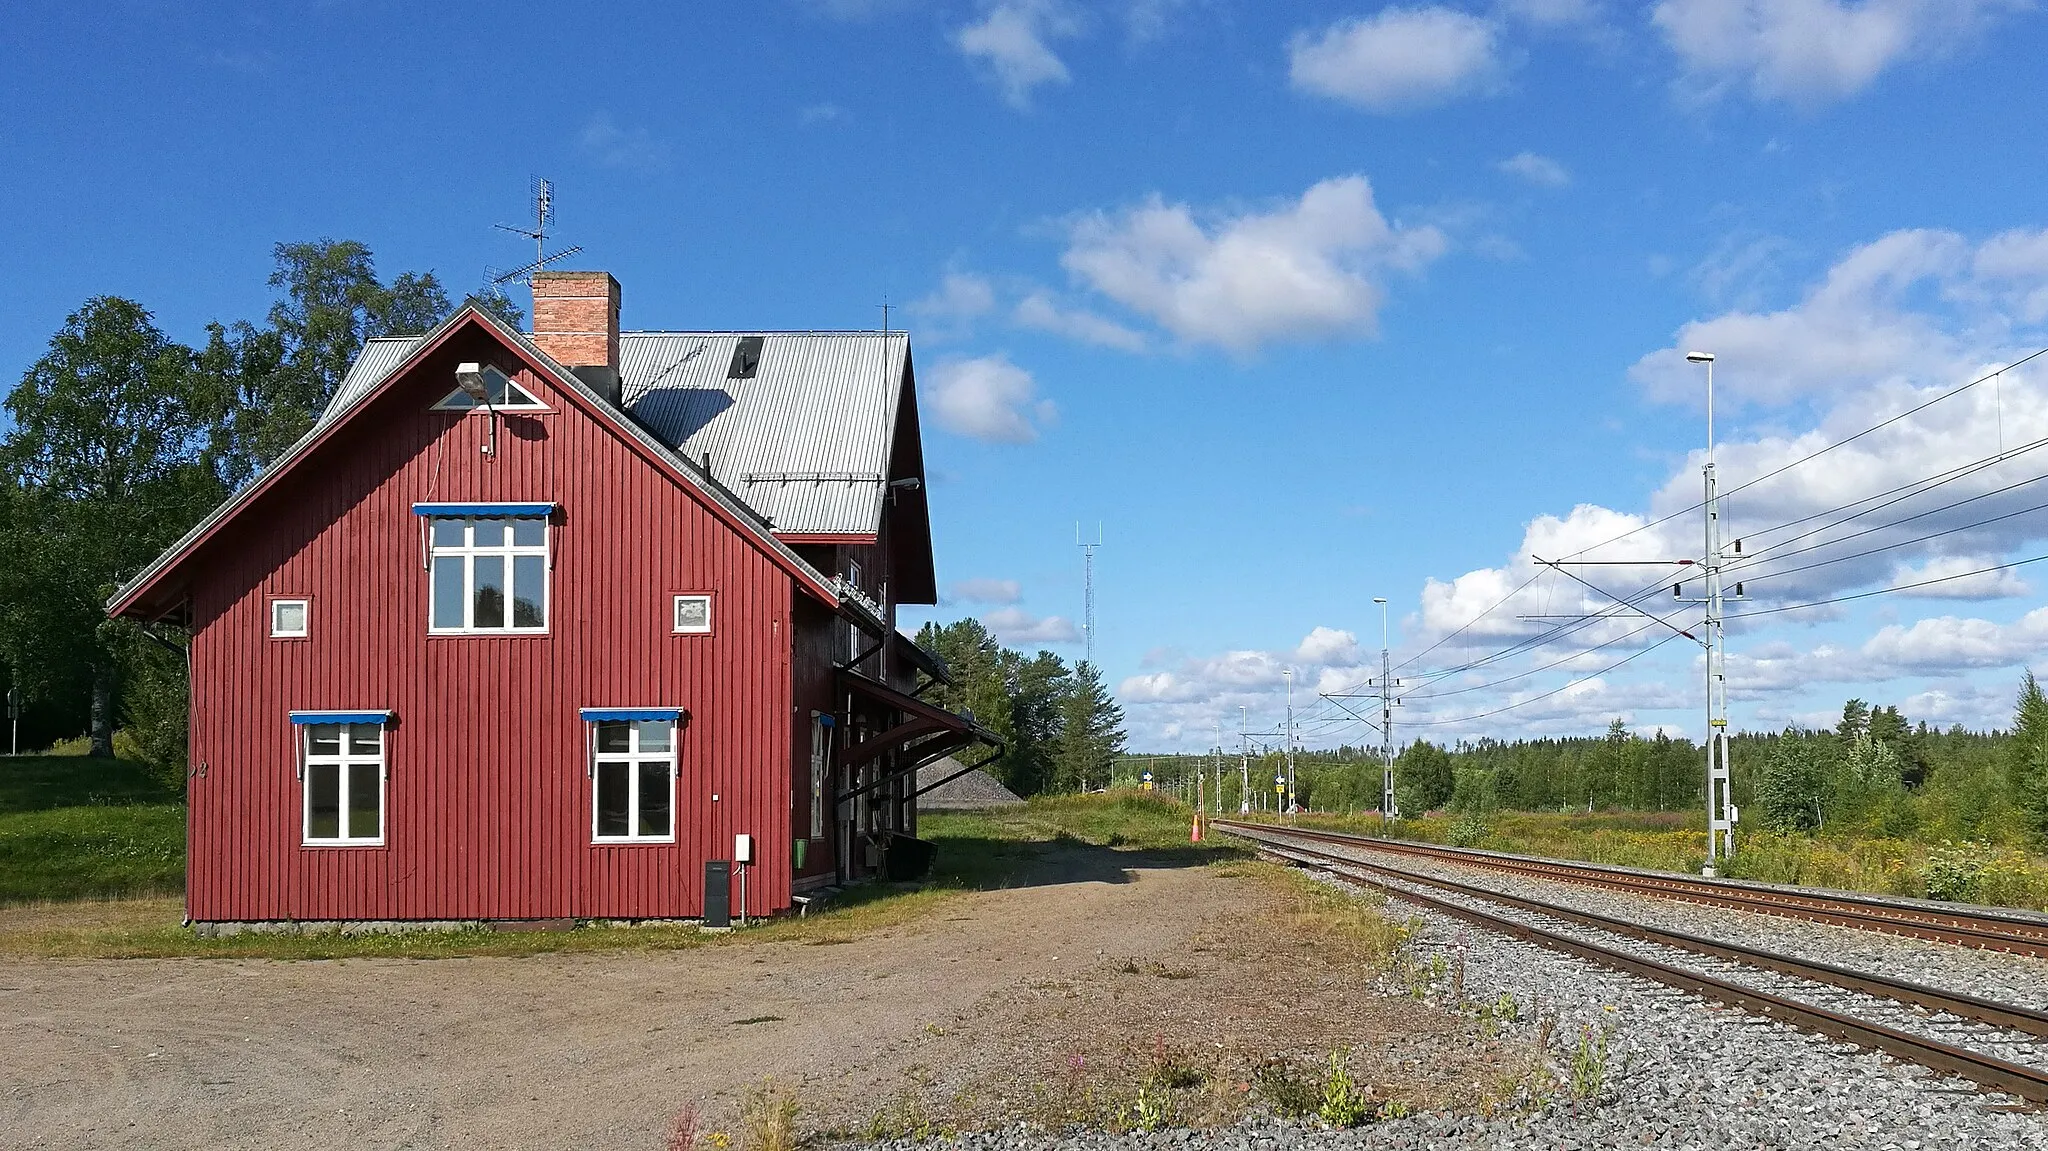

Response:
(734, 833), (755, 864)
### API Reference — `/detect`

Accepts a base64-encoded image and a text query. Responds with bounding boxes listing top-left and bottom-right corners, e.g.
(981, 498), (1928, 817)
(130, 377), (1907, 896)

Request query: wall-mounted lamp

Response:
(454, 362), (498, 457)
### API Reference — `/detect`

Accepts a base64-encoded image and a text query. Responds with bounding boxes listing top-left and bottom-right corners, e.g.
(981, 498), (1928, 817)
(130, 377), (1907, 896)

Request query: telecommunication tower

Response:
(1077, 523), (1103, 666)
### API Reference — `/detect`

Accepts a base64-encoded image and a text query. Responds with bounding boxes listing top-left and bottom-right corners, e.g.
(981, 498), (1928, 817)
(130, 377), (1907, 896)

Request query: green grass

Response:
(0, 755), (186, 903)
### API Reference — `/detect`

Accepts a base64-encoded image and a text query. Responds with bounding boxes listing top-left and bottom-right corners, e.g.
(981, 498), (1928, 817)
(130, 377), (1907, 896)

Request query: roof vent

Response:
(728, 336), (764, 380)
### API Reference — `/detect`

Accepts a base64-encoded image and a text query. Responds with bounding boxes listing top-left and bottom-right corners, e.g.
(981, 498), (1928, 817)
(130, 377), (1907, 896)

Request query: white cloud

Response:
(949, 578), (1023, 604)
(1295, 626), (1362, 666)
(912, 272), (998, 338)
(1497, 151), (1571, 188)
(1860, 608), (2048, 672)
(1013, 292), (1148, 351)
(578, 114), (671, 172)
(1652, 0), (2020, 105)
(956, 1), (1078, 109)
(983, 606), (1083, 644)
(1889, 554), (2032, 600)
(799, 102), (848, 124)
(929, 354), (1058, 443)
(1060, 175), (1446, 353)
(1628, 227), (2048, 407)
(1288, 7), (1501, 112)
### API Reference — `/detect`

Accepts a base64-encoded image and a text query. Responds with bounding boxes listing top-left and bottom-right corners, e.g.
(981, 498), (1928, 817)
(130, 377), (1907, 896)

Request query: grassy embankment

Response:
(1279, 808), (2048, 910)
(0, 786), (1245, 959)
(0, 754), (186, 903)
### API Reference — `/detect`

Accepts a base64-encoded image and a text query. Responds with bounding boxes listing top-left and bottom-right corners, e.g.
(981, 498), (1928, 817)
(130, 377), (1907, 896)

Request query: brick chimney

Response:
(530, 271), (622, 376)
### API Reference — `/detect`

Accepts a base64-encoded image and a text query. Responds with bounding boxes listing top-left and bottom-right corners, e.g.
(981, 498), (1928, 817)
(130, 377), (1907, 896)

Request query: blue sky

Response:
(10, 1), (2048, 750)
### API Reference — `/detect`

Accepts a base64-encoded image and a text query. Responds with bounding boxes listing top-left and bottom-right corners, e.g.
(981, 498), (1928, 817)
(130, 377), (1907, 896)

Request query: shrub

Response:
(1317, 1049), (1374, 1128)
(1251, 1057), (1321, 1118)
(739, 1079), (798, 1151)
(1756, 733), (1828, 832)
(1446, 812), (1490, 848)
(1923, 840), (1993, 902)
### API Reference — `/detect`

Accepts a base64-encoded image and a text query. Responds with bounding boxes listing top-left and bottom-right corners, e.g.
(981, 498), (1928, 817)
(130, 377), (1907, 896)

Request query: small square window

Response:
(674, 594), (713, 634)
(272, 599), (309, 638)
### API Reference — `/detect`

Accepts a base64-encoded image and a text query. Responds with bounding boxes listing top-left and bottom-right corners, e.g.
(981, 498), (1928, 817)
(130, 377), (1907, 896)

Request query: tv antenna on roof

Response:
(492, 176), (583, 285)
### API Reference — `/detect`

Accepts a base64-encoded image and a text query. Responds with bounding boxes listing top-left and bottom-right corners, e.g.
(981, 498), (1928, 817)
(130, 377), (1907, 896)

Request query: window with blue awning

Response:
(290, 710), (392, 725)
(579, 708), (685, 722)
(411, 502), (556, 517)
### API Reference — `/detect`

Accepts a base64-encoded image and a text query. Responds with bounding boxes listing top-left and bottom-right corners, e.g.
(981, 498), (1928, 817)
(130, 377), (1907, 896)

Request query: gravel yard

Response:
(0, 839), (1494, 1150)
(12, 827), (2048, 1151)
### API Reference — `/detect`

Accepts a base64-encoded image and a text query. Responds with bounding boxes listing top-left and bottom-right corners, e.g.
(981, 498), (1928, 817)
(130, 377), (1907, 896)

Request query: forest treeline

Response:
(915, 618), (1127, 797)
(1127, 679), (2048, 848)
(0, 241), (519, 764)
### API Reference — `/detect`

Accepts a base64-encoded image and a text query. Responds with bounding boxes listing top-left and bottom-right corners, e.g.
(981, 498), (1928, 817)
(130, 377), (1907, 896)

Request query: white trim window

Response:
(428, 515), (549, 632)
(673, 594), (712, 634)
(302, 721), (385, 845)
(431, 365), (548, 411)
(271, 598), (309, 638)
(592, 719), (677, 842)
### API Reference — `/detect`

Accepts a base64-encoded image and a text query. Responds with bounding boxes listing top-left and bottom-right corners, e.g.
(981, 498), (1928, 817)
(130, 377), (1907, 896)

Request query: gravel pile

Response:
(918, 758), (1026, 810)
(846, 863), (2048, 1151)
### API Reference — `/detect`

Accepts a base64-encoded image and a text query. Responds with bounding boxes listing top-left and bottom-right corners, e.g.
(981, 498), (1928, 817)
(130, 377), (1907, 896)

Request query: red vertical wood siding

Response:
(183, 328), (797, 921)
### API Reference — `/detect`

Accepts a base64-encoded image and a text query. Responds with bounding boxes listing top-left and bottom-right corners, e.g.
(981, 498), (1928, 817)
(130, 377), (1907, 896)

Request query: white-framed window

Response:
(299, 719), (386, 846)
(591, 717), (677, 842)
(431, 365), (547, 411)
(427, 514), (549, 632)
(809, 713), (832, 839)
(271, 598), (309, 638)
(673, 594), (713, 634)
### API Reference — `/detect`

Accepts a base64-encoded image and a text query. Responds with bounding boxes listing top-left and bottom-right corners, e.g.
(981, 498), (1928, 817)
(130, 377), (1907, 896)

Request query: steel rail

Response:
(1215, 819), (2048, 957)
(1227, 823), (2048, 1039)
(1244, 835), (2048, 1106)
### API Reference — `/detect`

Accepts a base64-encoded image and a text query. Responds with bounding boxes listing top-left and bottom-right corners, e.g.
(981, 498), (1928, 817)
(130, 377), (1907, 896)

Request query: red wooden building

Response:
(111, 271), (997, 926)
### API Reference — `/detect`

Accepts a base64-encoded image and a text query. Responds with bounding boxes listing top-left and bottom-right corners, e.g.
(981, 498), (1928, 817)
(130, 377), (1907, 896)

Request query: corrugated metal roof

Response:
(317, 337), (421, 430)
(315, 330), (910, 535)
(619, 331), (907, 535)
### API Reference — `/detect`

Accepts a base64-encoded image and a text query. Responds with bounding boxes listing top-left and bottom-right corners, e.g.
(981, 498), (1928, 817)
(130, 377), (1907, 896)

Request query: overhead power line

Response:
(1550, 346), (2048, 565)
(1728, 548), (2048, 620)
(1403, 630), (1694, 729)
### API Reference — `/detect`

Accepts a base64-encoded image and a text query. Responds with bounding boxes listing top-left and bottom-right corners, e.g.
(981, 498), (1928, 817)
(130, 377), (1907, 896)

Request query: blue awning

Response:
(580, 707), (684, 722)
(290, 710), (392, 725)
(411, 502), (555, 517)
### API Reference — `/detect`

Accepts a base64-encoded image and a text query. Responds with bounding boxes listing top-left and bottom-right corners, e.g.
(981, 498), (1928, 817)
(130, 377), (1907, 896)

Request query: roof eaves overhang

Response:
(892, 632), (954, 686)
(837, 668), (1004, 758)
(109, 306), (843, 620)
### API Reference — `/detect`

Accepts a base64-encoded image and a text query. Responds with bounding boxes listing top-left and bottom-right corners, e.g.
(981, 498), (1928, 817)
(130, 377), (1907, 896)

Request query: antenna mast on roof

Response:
(1077, 522), (1103, 667)
(492, 176), (584, 286)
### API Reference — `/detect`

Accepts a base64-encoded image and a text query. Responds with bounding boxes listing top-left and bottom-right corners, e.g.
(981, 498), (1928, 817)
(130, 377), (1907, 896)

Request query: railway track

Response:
(1214, 819), (2048, 956)
(1221, 821), (2048, 1106)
